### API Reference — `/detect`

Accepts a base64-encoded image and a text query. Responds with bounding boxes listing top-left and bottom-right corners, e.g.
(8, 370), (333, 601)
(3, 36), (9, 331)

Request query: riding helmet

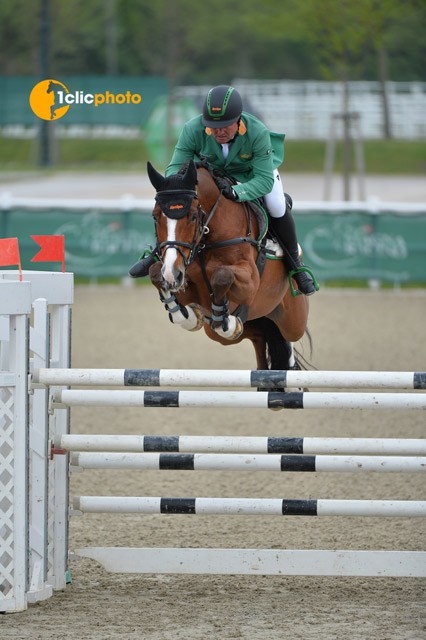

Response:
(202, 85), (243, 128)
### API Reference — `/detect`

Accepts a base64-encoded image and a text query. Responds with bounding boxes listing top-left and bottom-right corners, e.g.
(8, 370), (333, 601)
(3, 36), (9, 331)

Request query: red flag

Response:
(31, 235), (65, 272)
(0, 237), (22, 280)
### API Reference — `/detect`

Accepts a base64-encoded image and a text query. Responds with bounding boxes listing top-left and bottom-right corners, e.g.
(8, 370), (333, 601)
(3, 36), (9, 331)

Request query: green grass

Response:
(285, 139), (426, 174)
(0, 137), (425, 174)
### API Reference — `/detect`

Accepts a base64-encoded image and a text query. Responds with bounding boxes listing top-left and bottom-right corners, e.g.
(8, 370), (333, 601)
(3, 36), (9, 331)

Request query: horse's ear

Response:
(184, 159), (198, 187)
(147, 161), (165, 191)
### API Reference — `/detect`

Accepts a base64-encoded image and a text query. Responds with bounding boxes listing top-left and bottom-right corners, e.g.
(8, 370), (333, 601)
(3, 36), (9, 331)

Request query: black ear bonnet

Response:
(147, 160), (198, 219)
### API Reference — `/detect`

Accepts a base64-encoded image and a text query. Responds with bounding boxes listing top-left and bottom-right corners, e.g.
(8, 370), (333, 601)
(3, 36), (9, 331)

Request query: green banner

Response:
(0, 208), (154, 278)
(0, 76), (168, 126)
(296, 211), (426, 284)
(1, 207), (425, 283)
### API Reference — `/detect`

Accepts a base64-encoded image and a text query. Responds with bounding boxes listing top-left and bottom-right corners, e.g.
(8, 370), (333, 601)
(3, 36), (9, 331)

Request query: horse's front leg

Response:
(209, 265), (248, 340)
(149, 262), (204, 332)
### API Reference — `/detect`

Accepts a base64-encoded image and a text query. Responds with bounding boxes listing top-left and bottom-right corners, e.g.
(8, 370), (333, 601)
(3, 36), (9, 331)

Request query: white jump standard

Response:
(2, 270), (426, 613)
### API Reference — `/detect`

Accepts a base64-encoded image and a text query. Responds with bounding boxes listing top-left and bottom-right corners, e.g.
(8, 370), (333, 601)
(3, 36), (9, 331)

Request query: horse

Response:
(46, 80), (65, 120)
(146, 159), (310, 372)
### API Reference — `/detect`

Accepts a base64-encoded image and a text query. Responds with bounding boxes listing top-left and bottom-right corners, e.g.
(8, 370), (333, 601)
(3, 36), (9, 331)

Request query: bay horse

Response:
(146, 159), (310, 371)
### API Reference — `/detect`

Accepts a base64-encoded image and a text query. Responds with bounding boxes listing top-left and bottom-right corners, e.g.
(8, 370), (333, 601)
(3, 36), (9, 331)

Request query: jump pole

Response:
(69, 452), (426, 473)
(52, 389), (426, 410)
(55, 434), (426, 456)
(34, 367), (426, 389)
(73, 496), (426, 517)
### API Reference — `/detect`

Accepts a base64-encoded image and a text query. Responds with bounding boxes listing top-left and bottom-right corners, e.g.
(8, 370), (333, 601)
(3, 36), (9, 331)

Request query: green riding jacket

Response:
(165, 112), (285, 202)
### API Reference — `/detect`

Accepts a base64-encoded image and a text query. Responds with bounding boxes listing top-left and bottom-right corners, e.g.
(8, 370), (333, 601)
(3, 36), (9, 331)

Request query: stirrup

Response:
(288, 266), (320, 297)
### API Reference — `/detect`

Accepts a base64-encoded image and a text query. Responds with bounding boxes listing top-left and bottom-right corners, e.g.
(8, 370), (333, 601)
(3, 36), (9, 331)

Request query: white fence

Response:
(1, 270), (426, 612)
(178, 80), (426, 140)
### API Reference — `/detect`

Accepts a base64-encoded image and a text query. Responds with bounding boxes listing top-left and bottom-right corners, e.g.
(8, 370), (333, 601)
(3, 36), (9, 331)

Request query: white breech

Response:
(263, 169), (287, 218)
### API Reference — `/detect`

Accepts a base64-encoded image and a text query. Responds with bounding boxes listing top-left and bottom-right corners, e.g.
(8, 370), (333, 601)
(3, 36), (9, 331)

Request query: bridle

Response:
(154, 179), (264, 277)
(154, 188), (223, 268)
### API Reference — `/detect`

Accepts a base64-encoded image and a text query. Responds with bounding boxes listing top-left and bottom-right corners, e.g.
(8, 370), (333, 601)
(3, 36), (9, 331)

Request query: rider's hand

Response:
(215, 177), (238, 201)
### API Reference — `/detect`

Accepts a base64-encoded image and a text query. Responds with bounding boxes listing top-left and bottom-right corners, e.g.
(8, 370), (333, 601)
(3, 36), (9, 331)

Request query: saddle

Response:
(198, 162), (283, 260)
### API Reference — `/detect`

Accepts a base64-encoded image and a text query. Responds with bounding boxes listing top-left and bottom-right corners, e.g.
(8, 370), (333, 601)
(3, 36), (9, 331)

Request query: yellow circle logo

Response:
(29, 79), (70, 121)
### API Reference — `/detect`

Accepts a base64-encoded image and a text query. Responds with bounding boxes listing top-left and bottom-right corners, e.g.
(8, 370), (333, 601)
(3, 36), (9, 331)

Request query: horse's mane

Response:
(178, 160), (236, 189)
(177, 159), (209, 174)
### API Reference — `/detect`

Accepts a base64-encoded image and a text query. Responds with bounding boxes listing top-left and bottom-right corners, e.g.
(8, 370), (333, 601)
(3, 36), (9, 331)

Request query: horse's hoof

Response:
(214, 316), (244, 341)
(188, 304), (204, 331)
(230, 317), (244, 340)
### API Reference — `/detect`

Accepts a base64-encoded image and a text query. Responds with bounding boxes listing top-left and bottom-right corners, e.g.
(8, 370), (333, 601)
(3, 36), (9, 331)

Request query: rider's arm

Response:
(232, 128), (276, 202)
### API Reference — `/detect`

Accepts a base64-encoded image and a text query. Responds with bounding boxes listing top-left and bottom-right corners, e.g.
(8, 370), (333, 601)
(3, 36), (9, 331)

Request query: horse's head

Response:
(148, 160), (206, 291)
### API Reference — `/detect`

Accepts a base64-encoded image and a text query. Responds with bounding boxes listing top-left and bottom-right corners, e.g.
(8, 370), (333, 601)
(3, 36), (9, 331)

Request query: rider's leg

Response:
(129, 250), (157, 278)
(265, 171), (316, 296)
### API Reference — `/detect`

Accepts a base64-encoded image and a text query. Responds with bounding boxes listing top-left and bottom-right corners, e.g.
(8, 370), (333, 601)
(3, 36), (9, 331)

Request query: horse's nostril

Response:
(161, 263), (184, 291)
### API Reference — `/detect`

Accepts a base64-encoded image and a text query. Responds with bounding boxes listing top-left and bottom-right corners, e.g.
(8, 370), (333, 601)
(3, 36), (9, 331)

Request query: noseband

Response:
(154, 188), (222, 268)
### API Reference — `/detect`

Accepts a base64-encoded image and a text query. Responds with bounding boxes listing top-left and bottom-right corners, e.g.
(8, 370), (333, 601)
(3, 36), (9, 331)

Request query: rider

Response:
(131, 84), (316, 296)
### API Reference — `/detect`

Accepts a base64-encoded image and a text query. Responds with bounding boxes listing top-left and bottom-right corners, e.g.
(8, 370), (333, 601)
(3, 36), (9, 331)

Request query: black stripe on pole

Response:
(160, 498), (196, 514)
(280, 455), (316, 472)
(159, 453), (195, 470)
(124, 369), (160, 386)
(414, 372), (426, 389)
(143, 436), (180, 452)
(251, 370), (288, 389)
(267, 437), (304, 453)
(268, 392), (304, 409)
(282, 499), (317, 515)
(143, 391), (180, 407)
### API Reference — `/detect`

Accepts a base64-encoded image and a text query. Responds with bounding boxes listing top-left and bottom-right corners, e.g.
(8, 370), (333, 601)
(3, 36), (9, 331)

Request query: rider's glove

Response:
(215, 177), (238, 201)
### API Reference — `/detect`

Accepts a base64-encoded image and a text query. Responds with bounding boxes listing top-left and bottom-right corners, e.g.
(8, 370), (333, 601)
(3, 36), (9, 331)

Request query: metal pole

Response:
(105, 0), (118, 75)
(323, 115), (336, 200)
(39, 0), (52, 167)
(353, 113), (366, 200)
(342, 81), (351, 201)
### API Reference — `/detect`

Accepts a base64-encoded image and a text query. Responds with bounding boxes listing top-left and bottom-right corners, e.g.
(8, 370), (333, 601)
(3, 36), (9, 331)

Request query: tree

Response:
(0, 0), (38, 73)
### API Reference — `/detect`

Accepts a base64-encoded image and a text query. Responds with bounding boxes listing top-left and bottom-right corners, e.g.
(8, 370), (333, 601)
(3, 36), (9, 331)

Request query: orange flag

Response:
(0, 237), (22, 280)
(31, 235), (65, 272)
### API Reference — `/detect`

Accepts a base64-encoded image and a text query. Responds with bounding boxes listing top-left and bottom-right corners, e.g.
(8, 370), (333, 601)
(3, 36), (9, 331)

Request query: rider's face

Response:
(210, 121), (239, 144)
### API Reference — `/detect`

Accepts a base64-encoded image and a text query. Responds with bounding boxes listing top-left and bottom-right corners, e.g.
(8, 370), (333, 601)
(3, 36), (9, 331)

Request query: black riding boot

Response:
(271, 195), (317, 296)
(128, 251), (157, 278)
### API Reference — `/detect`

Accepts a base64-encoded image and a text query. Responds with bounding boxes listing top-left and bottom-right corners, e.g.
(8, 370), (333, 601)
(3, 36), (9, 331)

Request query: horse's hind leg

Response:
(268, 291), (309, 343)
(246, 328), (269, 370)
(267, 293), (311, 375)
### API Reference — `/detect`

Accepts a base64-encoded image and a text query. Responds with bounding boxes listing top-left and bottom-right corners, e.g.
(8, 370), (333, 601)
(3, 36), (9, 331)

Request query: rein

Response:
(154, 180), (268, 324)
(203, 200), (261, 252)
(155, 185), (263, 273)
